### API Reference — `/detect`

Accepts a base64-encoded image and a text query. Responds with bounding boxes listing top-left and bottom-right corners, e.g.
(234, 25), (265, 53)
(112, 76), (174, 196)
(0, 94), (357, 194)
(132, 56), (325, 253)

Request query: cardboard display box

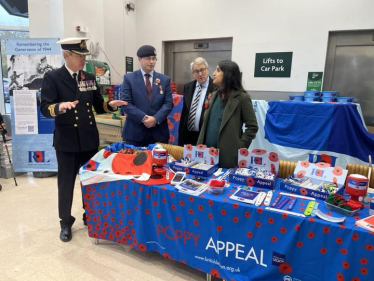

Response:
(228, 148), (279, 190)
(279, 161), (348, 200)
(170, 145), (219, 177)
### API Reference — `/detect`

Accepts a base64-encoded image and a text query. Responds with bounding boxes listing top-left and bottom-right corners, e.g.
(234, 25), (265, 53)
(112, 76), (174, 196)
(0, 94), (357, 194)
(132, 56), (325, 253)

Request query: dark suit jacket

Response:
(197, 90), (258, 168)
(178, 77), (215, 146)
(121, 69), (173, 143)
(40, 65), (115, 152)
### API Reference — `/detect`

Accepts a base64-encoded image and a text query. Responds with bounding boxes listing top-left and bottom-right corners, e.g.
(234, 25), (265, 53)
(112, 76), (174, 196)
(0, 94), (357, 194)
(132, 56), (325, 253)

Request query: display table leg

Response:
(206, 273), (211, 281)
(95, 238), (100, 245)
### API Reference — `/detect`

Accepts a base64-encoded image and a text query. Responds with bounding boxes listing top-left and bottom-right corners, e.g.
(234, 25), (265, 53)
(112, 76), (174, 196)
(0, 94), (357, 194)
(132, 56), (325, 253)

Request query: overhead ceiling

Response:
(0, 0), (28, 18)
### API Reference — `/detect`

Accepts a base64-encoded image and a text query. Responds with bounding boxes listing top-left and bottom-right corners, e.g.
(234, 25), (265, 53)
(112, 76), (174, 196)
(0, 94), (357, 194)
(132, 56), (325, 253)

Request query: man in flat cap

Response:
(120, 45), (173, 146)
(40, 37), (126, 242)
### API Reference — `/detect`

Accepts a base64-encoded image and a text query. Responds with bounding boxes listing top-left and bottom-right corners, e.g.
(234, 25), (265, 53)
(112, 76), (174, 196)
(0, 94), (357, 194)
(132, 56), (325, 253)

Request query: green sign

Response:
(126, 56), (133, 73)
(254, 52), (293, 77)
(306, 72), (323, 91)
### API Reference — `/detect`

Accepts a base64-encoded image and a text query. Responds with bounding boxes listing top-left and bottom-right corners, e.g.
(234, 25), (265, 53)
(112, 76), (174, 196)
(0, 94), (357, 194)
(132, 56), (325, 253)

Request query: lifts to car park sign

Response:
(254, 52), (293, 77)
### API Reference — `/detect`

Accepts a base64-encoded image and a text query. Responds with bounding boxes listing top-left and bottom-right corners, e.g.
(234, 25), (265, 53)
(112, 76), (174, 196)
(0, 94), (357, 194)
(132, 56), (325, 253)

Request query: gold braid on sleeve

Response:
(48, 104), (57, 117)
(103, 101), (112, 113)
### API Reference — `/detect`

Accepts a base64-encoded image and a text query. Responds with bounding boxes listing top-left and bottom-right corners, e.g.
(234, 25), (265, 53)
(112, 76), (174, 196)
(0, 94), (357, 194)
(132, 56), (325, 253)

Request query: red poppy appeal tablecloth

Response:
(81, 172), (374, 281)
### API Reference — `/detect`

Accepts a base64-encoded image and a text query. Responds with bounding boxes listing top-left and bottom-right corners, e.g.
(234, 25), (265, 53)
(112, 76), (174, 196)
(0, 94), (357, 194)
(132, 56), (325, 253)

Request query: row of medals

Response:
(78, 80), (97, 91)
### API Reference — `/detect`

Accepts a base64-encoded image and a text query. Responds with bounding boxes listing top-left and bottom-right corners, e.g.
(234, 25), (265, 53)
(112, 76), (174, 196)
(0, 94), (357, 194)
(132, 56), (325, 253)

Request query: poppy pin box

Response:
(169, 144), (219, 177)
(228, 148), (279, 190)
(279, 161), (347, 200)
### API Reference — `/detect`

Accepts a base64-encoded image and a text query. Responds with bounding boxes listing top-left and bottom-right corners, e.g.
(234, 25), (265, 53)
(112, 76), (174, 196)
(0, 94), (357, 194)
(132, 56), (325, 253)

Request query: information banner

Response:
(7, 38), (61, 172)
(254, 52), (293, 77)
(306, 72), (323, 91)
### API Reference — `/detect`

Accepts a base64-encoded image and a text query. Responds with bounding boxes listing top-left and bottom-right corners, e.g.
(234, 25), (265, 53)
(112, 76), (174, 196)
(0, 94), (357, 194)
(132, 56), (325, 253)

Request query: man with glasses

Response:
(178, 57), (216, 146)
(120, 45), (173, 146)
(40, 38), (126, 242)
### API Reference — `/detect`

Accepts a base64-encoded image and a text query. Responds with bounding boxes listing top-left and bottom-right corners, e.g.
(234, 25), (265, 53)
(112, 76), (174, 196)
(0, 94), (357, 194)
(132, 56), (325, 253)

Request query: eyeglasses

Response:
(192, 68), (207, 75)
(142, 57), (157, 62)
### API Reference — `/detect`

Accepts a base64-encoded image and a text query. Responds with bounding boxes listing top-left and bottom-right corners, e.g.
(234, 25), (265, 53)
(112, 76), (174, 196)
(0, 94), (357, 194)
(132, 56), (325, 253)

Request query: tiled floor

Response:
(0, 173), (216, 281)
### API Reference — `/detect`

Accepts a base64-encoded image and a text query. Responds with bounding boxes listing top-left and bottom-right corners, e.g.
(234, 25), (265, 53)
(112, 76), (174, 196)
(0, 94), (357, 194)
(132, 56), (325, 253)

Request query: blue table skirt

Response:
(82, 178), (374, 281)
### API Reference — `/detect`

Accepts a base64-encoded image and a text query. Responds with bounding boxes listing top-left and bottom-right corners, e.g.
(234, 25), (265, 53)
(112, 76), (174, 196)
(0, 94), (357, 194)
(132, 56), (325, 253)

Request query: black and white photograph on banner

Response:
(7, 54), (60, 95)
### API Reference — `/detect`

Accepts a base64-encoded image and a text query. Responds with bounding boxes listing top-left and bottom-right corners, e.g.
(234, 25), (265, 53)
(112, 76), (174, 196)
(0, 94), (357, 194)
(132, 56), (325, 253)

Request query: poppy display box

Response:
(169, 144), (219, 178)
(228, 148), (280, 190)
(279, 161), (348, 200)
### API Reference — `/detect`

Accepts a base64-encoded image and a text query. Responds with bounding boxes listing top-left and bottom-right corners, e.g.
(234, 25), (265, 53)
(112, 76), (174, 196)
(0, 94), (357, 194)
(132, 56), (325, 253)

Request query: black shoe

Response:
(60, 227), (72, 242)
(83, 213), (87, 226)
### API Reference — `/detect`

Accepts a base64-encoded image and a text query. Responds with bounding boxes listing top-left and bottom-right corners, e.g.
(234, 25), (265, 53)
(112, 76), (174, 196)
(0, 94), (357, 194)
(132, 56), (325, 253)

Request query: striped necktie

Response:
(145, 74), (152, 100)
(187, 84), (202, 131)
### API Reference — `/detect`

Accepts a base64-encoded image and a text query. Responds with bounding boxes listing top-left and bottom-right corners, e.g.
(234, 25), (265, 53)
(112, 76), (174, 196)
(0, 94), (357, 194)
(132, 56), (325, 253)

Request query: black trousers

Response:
(56, 148), (97, 228)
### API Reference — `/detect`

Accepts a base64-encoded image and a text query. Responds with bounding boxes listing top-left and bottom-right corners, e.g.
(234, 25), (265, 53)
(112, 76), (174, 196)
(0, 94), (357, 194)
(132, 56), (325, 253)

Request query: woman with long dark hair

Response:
(197, 60), (258, 168)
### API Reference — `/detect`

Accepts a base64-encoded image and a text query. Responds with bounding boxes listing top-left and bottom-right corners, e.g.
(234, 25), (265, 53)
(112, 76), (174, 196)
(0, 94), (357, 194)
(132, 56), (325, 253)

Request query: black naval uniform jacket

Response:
(40, 65), (115, 152)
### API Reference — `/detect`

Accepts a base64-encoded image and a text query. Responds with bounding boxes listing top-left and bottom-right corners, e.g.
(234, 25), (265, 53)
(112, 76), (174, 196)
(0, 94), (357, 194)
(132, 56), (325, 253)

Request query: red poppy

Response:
(246, 177), (255, 186)
(342, 261), (349, 269)
(297, 170), (306, 178)
(247, 231), (253, 238)
(365, 244), (373, 251)
(172, 94), (181, 104)
(279, 263), (292, 274)
(360, 258), (368, 264)
(84, 159), (99, 171)
(271, 236), (277, 242)
(340, 248), (347, 254)
(185, 144), (193, 151)
(352, 233), (359, 240)
(315, 162), (330, 168)
(167, 119), (174, 130)
(245, 211), (251, 218)
(239, 159), (247, 168)
(271, 163), (277, 175)
(210, 269), (220, 278)
(169, 134), (175, 143)
(252, 148), (266, 155)
(208, 213), (213, 219)
(268, 218), (274, 224)
(233, 217), (238, 223)
(239, 148), (249, 156)
(336, 273), (344, 281)
(296, 242), (303, 247)
(217, 226), (222, 232)
(307, 231), (315, 239)
(361, 267), (368, 275)
(299, 187), (308, 196)
(163, 252), (171, 259)
(280, 227), (287, 233)
(323, 226), (330, 233)
(196, 144), (207, 149)
(184, 167), (190, 174)
(269, 152), (279, 162)
(173, 112), (181, 122)
(300, 161), (309, 168)
(332, 166), (343, 176)
(209, 147), (218, 156)
(320, 247), (327, 254)
(138, 243), (147, 251)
